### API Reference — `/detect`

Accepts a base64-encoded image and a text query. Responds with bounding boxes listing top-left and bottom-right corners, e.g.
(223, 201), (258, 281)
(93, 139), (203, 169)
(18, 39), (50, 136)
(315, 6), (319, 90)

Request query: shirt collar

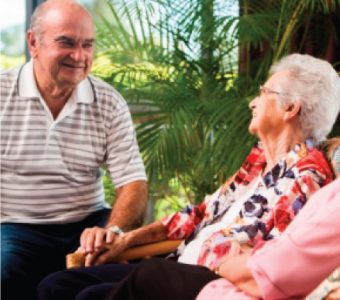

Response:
(18, 59), (95, 104)
(231, 139), (314, 189)
(262, 139), (314, 187)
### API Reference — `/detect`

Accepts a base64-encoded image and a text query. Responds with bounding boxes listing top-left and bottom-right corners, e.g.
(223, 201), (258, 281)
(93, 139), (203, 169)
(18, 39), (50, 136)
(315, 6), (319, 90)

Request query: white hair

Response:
(270, 53), (340, 143)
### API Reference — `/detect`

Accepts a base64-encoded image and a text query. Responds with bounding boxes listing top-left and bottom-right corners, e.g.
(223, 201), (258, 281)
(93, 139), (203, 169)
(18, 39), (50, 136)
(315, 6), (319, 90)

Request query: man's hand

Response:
(84, 234), (129, 266)
(79, 221), (168, 267)
(79, 226), (118, 255)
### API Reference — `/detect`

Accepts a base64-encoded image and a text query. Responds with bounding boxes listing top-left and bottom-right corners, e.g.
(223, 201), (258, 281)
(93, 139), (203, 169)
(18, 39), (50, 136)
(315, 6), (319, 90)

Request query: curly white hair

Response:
(270, 54), (340, 143)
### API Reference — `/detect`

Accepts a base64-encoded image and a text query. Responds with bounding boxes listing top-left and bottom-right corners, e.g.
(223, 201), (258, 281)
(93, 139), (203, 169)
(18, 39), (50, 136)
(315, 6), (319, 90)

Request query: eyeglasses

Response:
(259, 85), (292, 97)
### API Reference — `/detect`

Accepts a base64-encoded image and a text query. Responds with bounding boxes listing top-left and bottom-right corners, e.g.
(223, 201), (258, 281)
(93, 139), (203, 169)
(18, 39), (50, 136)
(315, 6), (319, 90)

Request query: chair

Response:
(66, 240), (181, 268)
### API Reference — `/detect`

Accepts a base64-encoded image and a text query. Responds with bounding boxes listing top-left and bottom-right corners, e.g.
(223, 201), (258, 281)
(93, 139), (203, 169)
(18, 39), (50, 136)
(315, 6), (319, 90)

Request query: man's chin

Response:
(61, 67), (87, 78)
(58, 75), (86, 87)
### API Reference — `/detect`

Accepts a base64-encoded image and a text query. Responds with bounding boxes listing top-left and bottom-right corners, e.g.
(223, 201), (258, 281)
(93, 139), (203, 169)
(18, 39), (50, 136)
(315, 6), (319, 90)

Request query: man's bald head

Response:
(30, 0), (94, 41)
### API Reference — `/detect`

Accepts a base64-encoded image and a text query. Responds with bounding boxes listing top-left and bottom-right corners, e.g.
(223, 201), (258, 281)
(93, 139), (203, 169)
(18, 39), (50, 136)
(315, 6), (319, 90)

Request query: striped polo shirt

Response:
(0, 61), (147, 224)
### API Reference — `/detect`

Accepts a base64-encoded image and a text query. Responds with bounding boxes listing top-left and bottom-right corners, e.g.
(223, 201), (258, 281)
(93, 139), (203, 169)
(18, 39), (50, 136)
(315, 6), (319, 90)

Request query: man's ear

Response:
(283, 101), (301, 121)
(27, 30), (38, 58)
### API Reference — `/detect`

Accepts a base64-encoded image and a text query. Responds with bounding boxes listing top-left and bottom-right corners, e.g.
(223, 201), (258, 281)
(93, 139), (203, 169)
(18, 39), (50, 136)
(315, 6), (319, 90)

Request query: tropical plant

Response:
(93, 0), (340, 207)
(94, 0), (249, 204)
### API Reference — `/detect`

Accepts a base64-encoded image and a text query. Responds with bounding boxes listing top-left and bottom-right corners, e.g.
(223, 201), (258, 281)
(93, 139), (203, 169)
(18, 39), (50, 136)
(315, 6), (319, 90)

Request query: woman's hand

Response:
(326, 288), (340, 300)
(213, 240), (253, 282)
(213, 241), (262, 298)
(229, 240), (253, 256)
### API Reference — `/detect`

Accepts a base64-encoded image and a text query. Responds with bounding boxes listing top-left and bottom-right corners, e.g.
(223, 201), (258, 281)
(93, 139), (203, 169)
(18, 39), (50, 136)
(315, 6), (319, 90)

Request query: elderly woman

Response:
(38, 54), (339, 300)
(110, 178), (340, 300)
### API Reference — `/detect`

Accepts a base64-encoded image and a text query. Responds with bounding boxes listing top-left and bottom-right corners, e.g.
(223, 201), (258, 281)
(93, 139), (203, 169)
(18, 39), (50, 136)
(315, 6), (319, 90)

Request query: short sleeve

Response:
(106, 101), (147, 187)
(161, 187), (221, 240)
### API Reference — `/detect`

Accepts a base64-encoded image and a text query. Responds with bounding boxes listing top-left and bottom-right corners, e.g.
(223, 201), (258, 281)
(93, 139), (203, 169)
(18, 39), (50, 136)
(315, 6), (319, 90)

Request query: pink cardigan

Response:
(196, 178), (340, 300)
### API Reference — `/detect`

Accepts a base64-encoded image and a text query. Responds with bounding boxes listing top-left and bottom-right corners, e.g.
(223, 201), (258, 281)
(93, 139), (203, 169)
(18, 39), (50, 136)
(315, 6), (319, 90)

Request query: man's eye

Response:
(59, 41), (74, 47)
(83, 43), (93, 49)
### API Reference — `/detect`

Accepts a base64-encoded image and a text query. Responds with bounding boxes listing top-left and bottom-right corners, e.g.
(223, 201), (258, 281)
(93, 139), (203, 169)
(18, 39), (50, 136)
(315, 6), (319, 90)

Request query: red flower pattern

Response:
(161, 141), (333, 268)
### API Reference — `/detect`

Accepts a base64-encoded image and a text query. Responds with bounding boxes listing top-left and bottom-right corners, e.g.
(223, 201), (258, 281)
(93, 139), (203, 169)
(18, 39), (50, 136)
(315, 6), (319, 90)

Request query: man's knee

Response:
(1, 243), (30, 282)
(1, 251), (36, 300)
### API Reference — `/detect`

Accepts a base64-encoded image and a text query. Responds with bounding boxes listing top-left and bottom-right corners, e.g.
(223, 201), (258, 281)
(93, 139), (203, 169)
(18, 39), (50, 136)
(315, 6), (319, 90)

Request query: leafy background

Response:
(2, 0), (338, 221)
(91, 0), (340, 221)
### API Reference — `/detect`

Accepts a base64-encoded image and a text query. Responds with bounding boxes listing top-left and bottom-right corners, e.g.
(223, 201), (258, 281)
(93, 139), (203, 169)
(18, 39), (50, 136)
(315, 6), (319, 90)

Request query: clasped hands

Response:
(212, 240), (253, 280)
(211, 241), (262, 298)
(77, 226), (128, 266)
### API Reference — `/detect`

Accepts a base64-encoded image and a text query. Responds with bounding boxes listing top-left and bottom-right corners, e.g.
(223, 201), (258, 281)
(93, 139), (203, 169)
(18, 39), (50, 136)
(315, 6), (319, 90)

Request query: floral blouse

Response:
(161, 140), (333, 269)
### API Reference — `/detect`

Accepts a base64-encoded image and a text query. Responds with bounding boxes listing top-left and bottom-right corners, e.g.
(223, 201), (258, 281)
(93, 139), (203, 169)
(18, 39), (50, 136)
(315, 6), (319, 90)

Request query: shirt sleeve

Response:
(196, 278), (257, 300)
(106, 101), (147, 187)
(161, 187), (221, 240)
(248, 179), (340, 299)
(161, 143), (263, 241)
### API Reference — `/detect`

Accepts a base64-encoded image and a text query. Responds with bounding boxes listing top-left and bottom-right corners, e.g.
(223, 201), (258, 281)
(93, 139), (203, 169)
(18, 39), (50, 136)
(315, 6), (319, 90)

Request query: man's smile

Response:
(61, 62), (86, 69)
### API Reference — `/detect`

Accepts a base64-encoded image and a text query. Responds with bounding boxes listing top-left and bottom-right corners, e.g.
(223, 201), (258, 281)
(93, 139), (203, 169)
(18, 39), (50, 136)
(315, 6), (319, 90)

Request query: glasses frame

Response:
(259, 85), (292, 97)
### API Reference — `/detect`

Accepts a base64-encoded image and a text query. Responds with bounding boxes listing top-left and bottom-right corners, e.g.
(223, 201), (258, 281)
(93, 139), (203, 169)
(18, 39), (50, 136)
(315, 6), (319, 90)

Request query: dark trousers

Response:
(108, 258), (221, 300)
(38, 263), (136, 300)
(1, 208), (110, 300)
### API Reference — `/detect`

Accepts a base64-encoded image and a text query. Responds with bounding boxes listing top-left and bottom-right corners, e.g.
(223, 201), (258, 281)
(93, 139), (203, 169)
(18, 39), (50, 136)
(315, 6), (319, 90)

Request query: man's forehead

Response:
(40, 5), (94, 32)
(41, 17), (95, 40)
(42, 1), (92, 19)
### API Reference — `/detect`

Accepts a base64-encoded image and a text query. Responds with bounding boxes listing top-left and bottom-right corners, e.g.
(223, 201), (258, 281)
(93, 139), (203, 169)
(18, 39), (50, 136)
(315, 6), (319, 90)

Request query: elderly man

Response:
(0, 0), (147, 299)
(38, 54), (339, 300)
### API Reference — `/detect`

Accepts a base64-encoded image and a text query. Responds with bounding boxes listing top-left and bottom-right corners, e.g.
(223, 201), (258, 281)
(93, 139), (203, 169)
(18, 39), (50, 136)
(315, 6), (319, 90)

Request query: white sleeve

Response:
(106, 101), (147, 187)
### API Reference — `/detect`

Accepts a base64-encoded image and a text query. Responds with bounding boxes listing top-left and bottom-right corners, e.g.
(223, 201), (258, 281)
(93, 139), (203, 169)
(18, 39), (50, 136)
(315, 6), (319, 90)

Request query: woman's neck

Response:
(260, 128), (304, 172)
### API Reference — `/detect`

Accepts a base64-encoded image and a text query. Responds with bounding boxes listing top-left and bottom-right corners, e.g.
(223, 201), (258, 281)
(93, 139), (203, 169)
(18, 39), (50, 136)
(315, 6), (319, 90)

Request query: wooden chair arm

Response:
(66, 239), (182, 269)
(116, 239), (182, 261)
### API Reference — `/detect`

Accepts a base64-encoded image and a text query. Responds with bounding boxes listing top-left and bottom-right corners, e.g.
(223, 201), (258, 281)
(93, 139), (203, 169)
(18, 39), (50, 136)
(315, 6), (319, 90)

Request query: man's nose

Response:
(70, 47), (85, 62)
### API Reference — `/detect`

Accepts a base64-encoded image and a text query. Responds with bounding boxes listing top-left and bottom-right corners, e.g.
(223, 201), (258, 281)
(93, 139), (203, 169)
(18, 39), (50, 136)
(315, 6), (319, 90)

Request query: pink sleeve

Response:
(196, 279), (257, 300)
(248, 179), (340, 299)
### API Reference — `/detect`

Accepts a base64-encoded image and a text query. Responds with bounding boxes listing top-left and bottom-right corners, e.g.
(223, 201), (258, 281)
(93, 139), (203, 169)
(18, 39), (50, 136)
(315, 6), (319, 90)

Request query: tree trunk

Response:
(199, 0), (219, 101)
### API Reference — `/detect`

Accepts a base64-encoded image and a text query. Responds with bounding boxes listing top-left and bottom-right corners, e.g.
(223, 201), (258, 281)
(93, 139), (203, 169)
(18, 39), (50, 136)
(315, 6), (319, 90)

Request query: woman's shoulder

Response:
(295, 145), (334, 182)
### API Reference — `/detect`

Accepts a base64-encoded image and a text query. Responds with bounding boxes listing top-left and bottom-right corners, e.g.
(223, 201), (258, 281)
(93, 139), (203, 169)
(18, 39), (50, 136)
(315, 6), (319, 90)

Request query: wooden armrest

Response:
(66, 240), (182, 269)
(116, 239), (182, 261)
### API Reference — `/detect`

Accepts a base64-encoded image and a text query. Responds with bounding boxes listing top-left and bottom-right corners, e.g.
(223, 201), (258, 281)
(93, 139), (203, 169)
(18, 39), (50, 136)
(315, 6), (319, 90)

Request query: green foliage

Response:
(92, 0), (250, 203)
(93, 0), (340, 208)
(152, 179), (191, 220)
(102, 170), (116, 205)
